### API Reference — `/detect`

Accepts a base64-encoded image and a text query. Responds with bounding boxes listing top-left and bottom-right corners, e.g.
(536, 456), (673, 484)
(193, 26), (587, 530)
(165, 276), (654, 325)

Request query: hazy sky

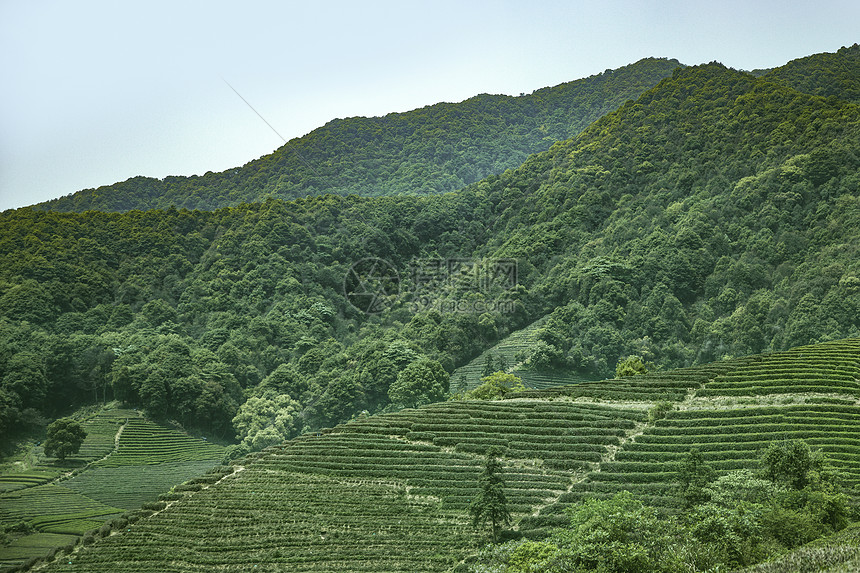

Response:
(1, 0), (857, 211)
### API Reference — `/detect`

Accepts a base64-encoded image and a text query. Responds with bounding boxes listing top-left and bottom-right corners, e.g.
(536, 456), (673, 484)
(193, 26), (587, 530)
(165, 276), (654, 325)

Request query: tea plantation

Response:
(450, 317), (601, 391)
(450, 317), (549, 391)
(24, 338), (860, 572)
(0, 407), (224, 571)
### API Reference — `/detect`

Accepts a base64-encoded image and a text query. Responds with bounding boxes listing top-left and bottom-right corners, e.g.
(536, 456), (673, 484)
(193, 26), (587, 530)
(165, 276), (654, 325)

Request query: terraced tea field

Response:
(522, 339), (860, 534)
(63, 461), (225, 510)
(0, 484), (123, 535)
(514, 363), (731, 401)
(0, 407), (224, 571)
(34, 400), (650, 572)
(94, 417), (224, 468)
(450, 316), (608, 391)
(698, 340), (860, 398)
(265, 400), (646, 505)
(0, 534), (78, 569)
(0, 473), (55, 494)
(450, 317), (548, 390)
(512, 369), (601, 389)
(28, 339), (860, 572)
(74, 409), (133, 462)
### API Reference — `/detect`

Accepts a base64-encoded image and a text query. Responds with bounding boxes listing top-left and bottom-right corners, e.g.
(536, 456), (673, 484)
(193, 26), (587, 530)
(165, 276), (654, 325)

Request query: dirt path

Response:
(46, 417), (131, 487)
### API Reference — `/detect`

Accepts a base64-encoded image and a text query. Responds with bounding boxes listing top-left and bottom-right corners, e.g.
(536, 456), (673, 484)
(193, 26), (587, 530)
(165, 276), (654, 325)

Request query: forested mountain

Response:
(471, 51), (860, 372)
(763, 43), (860, 102)
(1, 46), (858, 462)
(33, 58), (681, 212)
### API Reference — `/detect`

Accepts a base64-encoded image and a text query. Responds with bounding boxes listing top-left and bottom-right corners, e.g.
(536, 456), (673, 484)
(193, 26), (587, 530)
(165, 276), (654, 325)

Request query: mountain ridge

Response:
(762, 43), (860, 103)
(32, 57), (682, 212)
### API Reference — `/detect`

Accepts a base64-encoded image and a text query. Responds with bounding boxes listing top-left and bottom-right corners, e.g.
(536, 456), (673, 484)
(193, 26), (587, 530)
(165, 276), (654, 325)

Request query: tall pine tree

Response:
(469, 446), (511, 542)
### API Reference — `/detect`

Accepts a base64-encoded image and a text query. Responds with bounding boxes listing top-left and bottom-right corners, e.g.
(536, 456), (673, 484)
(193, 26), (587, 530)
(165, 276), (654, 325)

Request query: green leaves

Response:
(44, 417), (87, 461)
(469, 447), (511, 543)
(232, 391), (301, 450)
(615, 354), (649, 377)
(388, 357), (448, 409)
(547, 492), (684, 573)
(759, 439), (836, 491)
(459, 371), (525, 401)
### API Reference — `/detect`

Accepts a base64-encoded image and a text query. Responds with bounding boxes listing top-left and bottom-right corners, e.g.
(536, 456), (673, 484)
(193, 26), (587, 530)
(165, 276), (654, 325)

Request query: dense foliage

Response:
(42, 418), (86, 461)
(467, 440), (849, 572)
(763, 43), (860, 103)
(0, 196), (538, 447)
(1, 46), (858, 460)
(455, 371), (526, 401)
(34, 58), (681, 212)
(477, 54), (860, 376)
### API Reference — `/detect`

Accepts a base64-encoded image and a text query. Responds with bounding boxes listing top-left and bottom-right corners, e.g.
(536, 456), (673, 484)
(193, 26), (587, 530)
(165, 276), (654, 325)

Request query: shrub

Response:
(463, 372), (526, 401)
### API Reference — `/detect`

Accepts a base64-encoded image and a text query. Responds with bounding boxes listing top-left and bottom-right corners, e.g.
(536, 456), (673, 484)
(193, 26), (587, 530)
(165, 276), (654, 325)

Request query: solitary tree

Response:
(466, 371), (525, 400)
(232, 390), (300, 451)
(469, 446), (511, 542)
(676, 447), (715, 508)
(43, 417), (87, 461)
(615, 355), (648, 377)
(481, 354), (495, 377)
(759, 439), (833, 490)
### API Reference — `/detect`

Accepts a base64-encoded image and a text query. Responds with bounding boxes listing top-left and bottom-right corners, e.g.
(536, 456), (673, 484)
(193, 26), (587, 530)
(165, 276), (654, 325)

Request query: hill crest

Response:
(33, 58), (682, 212)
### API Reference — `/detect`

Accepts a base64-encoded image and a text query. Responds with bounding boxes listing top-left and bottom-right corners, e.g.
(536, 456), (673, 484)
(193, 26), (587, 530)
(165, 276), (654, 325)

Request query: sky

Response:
(1, 0), (858, 211)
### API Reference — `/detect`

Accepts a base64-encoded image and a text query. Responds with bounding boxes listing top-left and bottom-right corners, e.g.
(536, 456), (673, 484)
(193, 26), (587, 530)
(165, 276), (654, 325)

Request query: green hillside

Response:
(22, 339), (860, 572)
(739, 522), (860, 572)
(525, 340), (860, 531)
(451, 315), (634, 392)
(763, 43), (860, 103)
(471, 50), (860, 374)
(1, 47), (858, 463)
(0, 406), (223, 571)
(1, 45), (859, 570)
(451, 316), (548, 390)
(32, 58), (681, 212)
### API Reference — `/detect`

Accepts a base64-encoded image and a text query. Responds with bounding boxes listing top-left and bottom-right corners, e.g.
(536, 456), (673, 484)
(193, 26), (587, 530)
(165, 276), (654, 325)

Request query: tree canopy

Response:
(469, 447), (511, 543)
(470, 439), (850, 572)
(43, 417), (87, 461)
(0, 47), (857, 456)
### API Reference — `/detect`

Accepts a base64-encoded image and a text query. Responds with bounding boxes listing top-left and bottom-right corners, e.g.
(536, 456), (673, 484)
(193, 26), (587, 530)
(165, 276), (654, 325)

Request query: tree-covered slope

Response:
(33, 58), (681, 212)
(0, 195), (542, 446)
(1, 48), (859, 451)
(763, 43), (860, 103)
(470, 56), (860, 373)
